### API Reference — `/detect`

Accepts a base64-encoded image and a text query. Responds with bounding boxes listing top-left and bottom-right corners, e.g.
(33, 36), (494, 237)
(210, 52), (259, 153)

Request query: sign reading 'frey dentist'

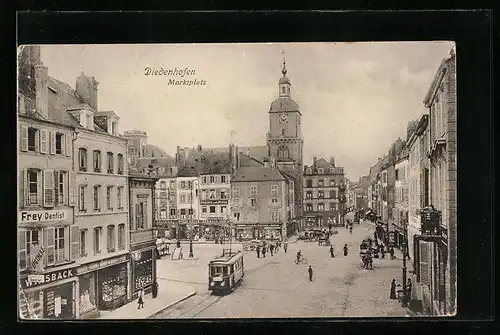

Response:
(18, 209), (71, 224)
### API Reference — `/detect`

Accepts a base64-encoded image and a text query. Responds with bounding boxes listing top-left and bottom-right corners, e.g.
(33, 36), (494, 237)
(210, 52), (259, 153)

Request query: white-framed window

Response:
(79, 148), (88, 171)
(232, 187), (239, 197)
(221, 206), (227, 214)
(209, 189), (216, 199)
(56, 171), (66, 205)
(210, 176), (215, 183)
(306, 204), (313, 211)
(318, 179), (324, 187)
(202, 206), (207, 214)
(318, 203), (325, 211)
(106, 186), (113, 210)
(170, 208), (176, 218)
(117, 186), (123, 209)
(250, 198), (257, 208)
(232, 198), (240, 207)
(93, 150), (101, 172)
(93, 227), (102, 254)
(27, 127), (39, 152)
(80, 229), (87, 257)
(318, 190), (324, 199)
(107, 152), (114, 174)
(233, 212), (240, 221)
(250, 186), (257, 196)
(271, 212), (279, 222)
(329, 168), (335, 174)
(55, 133), (64, 155)
(136, 202), (147, 229)
(221, 175), (227, 183)
(54, 227), (66, 263)
(93, 185), (101, 211)
(117, 154), (124, 174)
(107, 225), (116, 252)
(210, 206), (216, 214)
(160, 181), (166, 189)
(202, 176), (207, 184)
(318, 168), (324, 174)
(118, 224), (126, 250)
(180, 181), (186, 189)
(180, 193), (187, 204)
(271, 185), (278, 196)
(220, 189), (227, 199)
(271, 198), (278, 203)
(331, 203), (336, 211)
(78, 185), (87, 211)
(306, 168), (312, 175)
(26, 169), (41, 206)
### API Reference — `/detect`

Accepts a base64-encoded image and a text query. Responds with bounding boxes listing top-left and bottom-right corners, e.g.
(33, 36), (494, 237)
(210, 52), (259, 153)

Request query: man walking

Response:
(256, 245), (260, 258)
(269, 243), (275, 256)
(308, 265), (313, 281)
(262, 245), (266, 258)
(330, 245), (335, 258)
(284, 240), (288, 253)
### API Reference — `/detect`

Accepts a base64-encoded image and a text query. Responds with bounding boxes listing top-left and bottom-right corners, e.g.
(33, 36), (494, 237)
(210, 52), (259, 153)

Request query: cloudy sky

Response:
(40, 42), (454, 180)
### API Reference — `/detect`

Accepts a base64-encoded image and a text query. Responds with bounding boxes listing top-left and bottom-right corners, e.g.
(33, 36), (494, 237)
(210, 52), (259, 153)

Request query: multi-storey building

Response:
(154, 175), (178, 239)
(414, 48), (456, 316)
(407, 114), (430, 265)
(231, 166), (293, 241)
(18, 46), (80, 319)
(393, 149), (409, 249)
(70, 73), (130, 316)
(302, 157), (345, 229)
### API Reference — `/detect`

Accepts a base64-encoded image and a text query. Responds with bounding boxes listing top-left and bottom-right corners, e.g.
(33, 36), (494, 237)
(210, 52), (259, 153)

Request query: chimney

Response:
(313, 156), (318, 168)
(76, 72), (98, 111)
(329, 156), (335, 167)
(34, 64), (49, 119)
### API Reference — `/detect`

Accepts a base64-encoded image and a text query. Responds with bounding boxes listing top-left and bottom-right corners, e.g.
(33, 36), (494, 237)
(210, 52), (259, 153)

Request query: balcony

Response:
(130, 228), (155, 247)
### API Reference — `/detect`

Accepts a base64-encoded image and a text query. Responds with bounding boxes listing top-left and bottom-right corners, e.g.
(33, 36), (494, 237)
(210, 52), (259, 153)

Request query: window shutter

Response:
(20, 169), (28, 208)
(65, 134), (72, 157)
(413, 235), (420, 281)
(43, 170), (55, 207)
(46, 227), (55, 266)
(419, 241), (430, 286)
(18, 230), (27, 270)
(135, 203), (140, 229)
(144, 204), (148, 228)
(49, 132), (56, 155)
(53, 171), (59, 205)
(68, 171), (77, 206)
(21, 126), (28, 152)
(40, 129), (48, 154)
(70, 226), (79, 260)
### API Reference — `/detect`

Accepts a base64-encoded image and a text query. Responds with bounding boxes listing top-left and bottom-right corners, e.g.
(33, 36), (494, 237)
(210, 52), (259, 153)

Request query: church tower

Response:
(267, 56), (304, 222)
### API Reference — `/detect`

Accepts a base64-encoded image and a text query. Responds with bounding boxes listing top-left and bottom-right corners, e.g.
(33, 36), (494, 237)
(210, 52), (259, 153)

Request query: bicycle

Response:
(294, 256), (308, 264)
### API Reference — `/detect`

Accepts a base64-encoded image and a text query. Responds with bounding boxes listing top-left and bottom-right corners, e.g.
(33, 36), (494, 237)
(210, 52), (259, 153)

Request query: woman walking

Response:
(390, 279), (397, 299)
(137, 288), (145, 309)
(343, 244), (349, 256)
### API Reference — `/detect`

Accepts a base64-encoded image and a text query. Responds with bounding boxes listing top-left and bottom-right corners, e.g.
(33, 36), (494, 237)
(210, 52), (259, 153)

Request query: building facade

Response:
(302, 157), (345, 229)
(154, 176), (178, 239)
(198, 173), (231, 241)
(393, 150), (409, 249)
(413, 48), (457, 316)
(128, 175), (158, 298)
(231, 167), (291, 241)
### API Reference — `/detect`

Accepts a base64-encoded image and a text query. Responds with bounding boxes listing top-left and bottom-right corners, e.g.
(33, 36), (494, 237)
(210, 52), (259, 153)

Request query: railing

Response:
(130, 228), (155, 245)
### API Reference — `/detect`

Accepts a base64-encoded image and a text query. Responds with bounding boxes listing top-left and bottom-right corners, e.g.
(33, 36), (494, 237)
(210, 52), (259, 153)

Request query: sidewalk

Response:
(99, 278), (196, 319)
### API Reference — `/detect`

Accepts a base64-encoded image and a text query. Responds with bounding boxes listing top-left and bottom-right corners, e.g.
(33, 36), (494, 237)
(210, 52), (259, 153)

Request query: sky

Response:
(40, 42), (454, 181)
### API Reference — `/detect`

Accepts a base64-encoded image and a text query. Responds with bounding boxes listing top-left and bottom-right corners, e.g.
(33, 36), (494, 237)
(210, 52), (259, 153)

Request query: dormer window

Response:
(111, 121), (117, 135)
(318, 168), (324, 174)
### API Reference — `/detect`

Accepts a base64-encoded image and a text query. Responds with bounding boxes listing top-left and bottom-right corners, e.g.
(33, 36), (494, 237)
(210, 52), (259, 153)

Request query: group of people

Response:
(390, 278), (412, 302)
(256, 239), (287, 258)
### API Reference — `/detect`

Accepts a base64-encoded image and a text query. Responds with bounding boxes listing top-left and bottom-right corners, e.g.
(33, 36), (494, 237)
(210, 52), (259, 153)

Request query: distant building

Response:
(393, 149), (409, 249)
(302, 157), (346, 229)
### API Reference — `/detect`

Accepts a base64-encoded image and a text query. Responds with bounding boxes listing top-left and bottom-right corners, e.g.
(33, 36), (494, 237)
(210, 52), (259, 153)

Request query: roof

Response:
(279, 75), (291, 85)
(177, 150), (232, 177)
(209, 251), (242, 264)
(238, 153), (264, 167)
(232, 167), (285, 182)
(238, 146), (268, 162)
(137, 156), (176, 168)
(269, 97), (300, 113)
(146, 144), (173, 159)
(423, 51), (455, 107)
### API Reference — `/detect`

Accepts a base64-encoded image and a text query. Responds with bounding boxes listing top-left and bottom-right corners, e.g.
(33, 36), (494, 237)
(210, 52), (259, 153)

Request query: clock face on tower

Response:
(279, 113), (288, 123)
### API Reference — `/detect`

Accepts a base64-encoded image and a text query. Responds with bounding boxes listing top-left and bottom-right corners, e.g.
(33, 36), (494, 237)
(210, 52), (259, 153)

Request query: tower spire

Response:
(282, 51), (287, 76)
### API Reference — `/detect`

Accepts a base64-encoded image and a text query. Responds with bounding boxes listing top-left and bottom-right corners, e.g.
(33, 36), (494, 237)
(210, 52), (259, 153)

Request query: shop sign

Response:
(29, 245), (45, 272)
(18, 209), (71, 224)
(200, 199), (229, 205)
(132, 251), (142, 261)
(137, 194), (149, 198)
(76, 255), (128, 275)
(21, 268), (76, 289)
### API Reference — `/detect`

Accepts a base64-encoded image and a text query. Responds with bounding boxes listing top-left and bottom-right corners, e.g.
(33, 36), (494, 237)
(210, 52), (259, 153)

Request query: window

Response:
(93, 185), (101, 211)
(318, 203), (325, 211)
(221, 175), (227, 183)
(281, 129), (286, 136)
(28, 169), (39, 205)
(306, 191), (312, 199)
(220, 190), (227, 199)
(306, 168), (312, 175)
(86, 115), (92, 129)
(117, 154), (124, 174)
(250, 199), (257, 208)
(271, 185), (278, 196)
(187, 181), (193, 189)
(80, 230), (87, 257)
(221, 206), (227, 214)
(331, 203), (336, 211)
(180, 194), (186, 204)
(107, 152), (114, 174)
(210, 176), (215, 183)
(27, 128), (38, 152)
(111, 122), (117, 135)
(79, 148), (88, 171)
(170, 209), (176, 218)
(54, 227), (66, 263)
(201, 176), (207, 184)
(318, 168), (324, 174)
(318, 191), (324, 199)
(233, 213), (240, 221)
(55, 133), (64, 154)
(306, 179), (312, 188)
(209, 189), (216, 199)
(282, 86), (286, 94)
(159, 209), (167, 219)
(106, 186), (113, 210)
(26, 229), (40, 261)
(202, 206), (207, 214)
(232, 187), (239, 197)
(232, 198), (240, 207)
(210, 206), (216, 214)
(188, 208), (194, 216)
(94, 227), (101, 253)
(272, 198), (278, 203)
(107, 225), (116, 252)
(180, 209), (186, 217)
(136, 202), (146, 229)
(117, 186), (123, 209)
(272, 212), (279, 222)
(118, 224), (126, 250)
(79, 185), (87, 211)
(306, 204), (313, 211)
(250, 186), (257, 196)
(180, 181), (186, 189)
(57, 171), (66, 205)
(160, 181), (166, 189)
(318, 179), (324, 187)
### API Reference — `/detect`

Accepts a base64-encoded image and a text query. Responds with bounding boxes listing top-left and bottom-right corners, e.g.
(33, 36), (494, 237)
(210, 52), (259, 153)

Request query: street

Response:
(152, 222), (409, 318)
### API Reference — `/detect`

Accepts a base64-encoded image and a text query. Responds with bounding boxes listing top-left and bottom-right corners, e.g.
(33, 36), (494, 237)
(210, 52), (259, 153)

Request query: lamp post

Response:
(189, 181), (194, 258)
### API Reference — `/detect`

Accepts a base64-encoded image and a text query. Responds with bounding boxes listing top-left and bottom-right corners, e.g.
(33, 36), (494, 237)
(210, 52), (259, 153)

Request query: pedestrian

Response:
(137, 288), (144, 309)
(390, 247), (395, 260)
(349, 226), (353, 234)
(262, 245), (266, 258)
(256, 245), (260, 258)
(284, 241), (288, 253)
(390, 279), (397, 299)
(270, 244), (275, 256)
(407, 279), (412, 299)
(368, 254), (373, 269)
(152, 281), (159, 299)
(343, 244), (349, 256)
(308, 265), (313, 281)
(380, 244), (385, 259)
(330, 245), (335, 258)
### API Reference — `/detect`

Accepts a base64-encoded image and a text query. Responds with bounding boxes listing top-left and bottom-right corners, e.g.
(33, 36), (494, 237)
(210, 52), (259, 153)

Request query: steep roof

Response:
(146, 144), (173, 159)
(239, 153), (265, 167)
(269, 97), (300, 113)
(232, 167), (285, 182)
(177, 150), (232, 177)
(237, 146), (268, 162)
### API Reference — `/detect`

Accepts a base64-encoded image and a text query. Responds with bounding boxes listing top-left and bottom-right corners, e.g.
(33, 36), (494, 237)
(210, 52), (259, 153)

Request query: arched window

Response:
(278, 146), (289, 158)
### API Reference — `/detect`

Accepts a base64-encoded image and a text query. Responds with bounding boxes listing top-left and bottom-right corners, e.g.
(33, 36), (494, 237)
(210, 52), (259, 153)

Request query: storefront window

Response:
(79, 273), (97, 314)
(135, 250), (153, 290)
(24, 290), (44, 319)
(44, 283), (74, 319)
(100, 265), (128, 310)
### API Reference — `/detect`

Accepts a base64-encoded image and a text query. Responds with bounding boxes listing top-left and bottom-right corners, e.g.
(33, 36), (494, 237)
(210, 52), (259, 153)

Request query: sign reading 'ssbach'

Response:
(18, 209), (70, 224)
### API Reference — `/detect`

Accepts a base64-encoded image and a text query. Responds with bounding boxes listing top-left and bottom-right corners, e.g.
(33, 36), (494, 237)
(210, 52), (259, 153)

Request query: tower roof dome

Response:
(279, 76), (291, 85)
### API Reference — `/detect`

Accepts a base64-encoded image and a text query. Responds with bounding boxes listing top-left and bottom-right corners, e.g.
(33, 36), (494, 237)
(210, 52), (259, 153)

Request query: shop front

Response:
(19, 267), (78, 319)
(234, 223), (282, 241)
(98, 263), (128, 310)
(132, 248), (155, 295)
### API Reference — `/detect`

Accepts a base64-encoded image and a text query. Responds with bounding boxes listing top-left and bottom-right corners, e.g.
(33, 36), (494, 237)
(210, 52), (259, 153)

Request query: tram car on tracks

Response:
(208, 250), (244, 295)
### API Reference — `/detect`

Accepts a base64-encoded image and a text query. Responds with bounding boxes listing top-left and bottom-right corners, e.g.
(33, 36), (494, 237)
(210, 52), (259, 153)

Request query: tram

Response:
(208, 249), (244, 295)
